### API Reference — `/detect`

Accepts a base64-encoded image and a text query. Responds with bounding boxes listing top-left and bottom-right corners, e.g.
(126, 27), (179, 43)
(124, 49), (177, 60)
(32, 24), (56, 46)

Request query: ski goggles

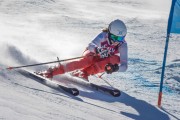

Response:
(109, 33), (125, 42)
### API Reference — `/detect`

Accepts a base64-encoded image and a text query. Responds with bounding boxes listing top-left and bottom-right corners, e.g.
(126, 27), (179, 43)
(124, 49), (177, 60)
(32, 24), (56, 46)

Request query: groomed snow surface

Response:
(0, 0), (179, 120)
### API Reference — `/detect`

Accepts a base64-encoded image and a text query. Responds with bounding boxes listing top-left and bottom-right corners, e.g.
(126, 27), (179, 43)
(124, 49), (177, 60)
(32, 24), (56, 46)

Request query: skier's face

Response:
(109, 33), (125, 42)
(111, 40), (120, 46)
(108, 32), (125, 46)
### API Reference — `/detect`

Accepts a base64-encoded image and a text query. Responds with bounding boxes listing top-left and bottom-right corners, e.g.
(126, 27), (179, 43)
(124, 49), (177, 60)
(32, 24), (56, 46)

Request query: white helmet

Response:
(108, 19), (127, 37)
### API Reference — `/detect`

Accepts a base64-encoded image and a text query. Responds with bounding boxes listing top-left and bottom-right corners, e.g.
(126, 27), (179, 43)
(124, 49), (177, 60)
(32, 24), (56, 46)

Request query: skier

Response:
(37, 19), (128, 81)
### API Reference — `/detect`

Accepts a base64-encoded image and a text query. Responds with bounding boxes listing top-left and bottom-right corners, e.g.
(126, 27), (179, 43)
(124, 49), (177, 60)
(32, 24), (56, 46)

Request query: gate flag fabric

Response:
(168, 0), (180, 34)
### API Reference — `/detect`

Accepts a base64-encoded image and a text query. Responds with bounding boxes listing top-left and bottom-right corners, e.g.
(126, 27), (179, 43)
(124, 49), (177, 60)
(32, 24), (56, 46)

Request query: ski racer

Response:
(37, 19), (128, 81)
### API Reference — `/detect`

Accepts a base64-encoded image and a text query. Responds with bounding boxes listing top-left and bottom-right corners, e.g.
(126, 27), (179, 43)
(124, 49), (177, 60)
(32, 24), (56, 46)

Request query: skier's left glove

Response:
(105, 63), (119, 74)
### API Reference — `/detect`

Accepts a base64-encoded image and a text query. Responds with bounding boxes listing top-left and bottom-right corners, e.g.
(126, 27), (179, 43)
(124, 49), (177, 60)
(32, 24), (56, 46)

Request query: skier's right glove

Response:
(105, 63), (119, 74)
(96, 47), (109, 58)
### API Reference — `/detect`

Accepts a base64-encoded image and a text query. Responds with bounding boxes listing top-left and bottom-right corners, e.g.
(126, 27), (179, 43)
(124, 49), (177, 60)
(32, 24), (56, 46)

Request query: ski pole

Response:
(7, 56), (83, 70)
(101, 77), (114, 88)
(95, 73), (114, 88)
(97, 72), (105, 78)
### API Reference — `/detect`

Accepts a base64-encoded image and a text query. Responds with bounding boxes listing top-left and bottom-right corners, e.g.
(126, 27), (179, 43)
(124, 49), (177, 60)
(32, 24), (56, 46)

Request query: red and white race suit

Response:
(52, 31), (128, 76)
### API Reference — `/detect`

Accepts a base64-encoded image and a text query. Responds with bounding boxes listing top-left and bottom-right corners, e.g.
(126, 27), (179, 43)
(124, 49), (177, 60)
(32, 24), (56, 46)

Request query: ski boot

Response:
(35, 68), (53, 78)
(35, 65), (65, 78)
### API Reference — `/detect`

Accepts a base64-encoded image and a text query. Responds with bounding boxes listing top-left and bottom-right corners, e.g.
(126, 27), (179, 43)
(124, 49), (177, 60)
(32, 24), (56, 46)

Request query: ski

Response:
(18, 69), (79, 96)
(68, 75), (121, 97)
(89, 83), (121, 97)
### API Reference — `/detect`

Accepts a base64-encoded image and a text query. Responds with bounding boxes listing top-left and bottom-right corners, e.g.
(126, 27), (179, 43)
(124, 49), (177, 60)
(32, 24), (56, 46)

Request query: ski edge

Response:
(18, 69), (79, 96)
(67, 74), (121, 97)
(90, 83), (121, 97)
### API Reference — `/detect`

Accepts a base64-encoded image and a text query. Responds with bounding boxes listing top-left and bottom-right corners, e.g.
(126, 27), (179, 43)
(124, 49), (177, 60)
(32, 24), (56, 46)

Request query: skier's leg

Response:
(52, 50), (97, 76)
(82, 55), (120, 75)
(64, 50), (95, 71)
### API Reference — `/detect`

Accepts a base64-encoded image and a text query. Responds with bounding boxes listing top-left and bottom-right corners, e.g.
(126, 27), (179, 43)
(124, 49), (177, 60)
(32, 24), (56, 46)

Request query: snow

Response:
(0, 0), (179, 120)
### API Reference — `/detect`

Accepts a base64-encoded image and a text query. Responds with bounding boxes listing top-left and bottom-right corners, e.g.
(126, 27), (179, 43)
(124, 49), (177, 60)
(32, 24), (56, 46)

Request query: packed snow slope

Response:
(0, 0), (179, 120)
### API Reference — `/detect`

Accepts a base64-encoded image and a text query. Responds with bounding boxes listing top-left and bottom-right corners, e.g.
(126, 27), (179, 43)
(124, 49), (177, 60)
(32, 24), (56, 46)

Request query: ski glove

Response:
(96, 47), (109, 58)
(105, 63), (119, 74)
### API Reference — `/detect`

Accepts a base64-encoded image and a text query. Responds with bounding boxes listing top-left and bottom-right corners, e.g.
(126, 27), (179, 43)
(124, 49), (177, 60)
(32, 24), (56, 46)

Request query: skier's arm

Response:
(118, 42), (128, 72)
(87, 33), (104, 53)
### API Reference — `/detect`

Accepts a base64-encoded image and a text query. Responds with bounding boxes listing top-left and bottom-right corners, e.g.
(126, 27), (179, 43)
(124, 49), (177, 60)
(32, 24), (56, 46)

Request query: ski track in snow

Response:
(0, 0), (179, 120)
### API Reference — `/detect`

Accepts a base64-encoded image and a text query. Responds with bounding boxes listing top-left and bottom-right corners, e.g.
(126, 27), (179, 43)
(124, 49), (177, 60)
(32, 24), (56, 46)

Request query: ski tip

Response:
(110, 89), (121, 97)
(71, 88), (79, 96)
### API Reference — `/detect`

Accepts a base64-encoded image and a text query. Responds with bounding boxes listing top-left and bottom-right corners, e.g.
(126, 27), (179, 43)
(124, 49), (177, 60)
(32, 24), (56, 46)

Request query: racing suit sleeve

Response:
(87, 32), (105, 53)
(118, 42), (128, 72)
